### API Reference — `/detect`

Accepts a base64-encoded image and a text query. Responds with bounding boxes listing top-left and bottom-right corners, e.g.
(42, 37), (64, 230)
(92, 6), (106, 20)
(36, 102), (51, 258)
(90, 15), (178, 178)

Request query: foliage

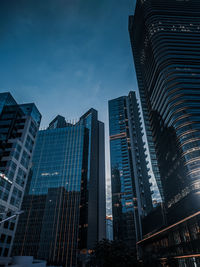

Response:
(88, 239), (142, 267)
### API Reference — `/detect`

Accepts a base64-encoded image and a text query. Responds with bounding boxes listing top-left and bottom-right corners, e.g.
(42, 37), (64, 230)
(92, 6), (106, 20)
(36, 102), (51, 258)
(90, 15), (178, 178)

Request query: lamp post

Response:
(0, 210), (24, 225)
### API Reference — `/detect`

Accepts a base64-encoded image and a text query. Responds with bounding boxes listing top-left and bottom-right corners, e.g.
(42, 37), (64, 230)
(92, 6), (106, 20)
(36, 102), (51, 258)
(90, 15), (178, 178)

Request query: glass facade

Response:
(129, 0), (200, 263)
(12, 109), (106, 267)
(106, 216), (113, 241)
(0, 92), (17, 115)
(29, 127), (84, 194)
(109, 91), (152, 251)
(0, 92), (41, 259)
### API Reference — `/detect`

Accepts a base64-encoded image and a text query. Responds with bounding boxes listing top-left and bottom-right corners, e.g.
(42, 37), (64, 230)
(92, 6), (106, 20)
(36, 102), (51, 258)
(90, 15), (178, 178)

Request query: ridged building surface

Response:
(129, 0), (200, 264)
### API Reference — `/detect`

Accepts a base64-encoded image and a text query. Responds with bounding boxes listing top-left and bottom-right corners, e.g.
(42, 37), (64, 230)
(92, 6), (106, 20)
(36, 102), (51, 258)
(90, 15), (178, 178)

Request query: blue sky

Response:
(0, 0), (137, 215)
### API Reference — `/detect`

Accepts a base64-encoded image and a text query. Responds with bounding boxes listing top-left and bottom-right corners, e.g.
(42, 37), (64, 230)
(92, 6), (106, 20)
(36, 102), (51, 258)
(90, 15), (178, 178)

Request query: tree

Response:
(88, 239), (142, 267)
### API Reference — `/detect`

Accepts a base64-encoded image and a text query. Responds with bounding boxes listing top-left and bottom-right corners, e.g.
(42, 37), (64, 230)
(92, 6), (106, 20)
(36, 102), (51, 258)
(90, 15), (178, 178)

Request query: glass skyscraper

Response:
(12, 109), (106, 267)
(106, 216), (113, 241)
(109, 91), (152, 251)
(0, 92), (41, 259)
(129, 0), (200, 265)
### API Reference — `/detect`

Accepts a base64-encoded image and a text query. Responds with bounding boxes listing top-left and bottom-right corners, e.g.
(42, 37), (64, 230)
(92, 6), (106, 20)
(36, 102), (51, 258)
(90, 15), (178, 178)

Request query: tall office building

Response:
(129, 0), (200, 264)
(109, 91), (152, 251)
(12, 109), (106, 267)
(106, 216), (113, 241)
(0, 92), (41, 258)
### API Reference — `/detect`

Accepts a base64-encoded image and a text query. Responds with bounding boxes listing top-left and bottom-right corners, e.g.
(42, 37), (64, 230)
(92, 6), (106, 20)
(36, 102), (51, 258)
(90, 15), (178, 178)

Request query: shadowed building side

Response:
(129, 0), (200, 264)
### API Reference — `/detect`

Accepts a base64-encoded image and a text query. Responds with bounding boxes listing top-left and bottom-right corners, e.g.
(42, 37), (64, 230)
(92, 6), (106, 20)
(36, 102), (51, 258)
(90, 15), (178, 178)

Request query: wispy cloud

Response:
(0, 0), (137, 214)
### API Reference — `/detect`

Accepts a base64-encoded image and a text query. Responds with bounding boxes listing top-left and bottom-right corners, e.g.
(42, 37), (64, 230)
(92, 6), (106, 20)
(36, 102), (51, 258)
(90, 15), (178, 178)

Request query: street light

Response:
(0, 210), (24, 225)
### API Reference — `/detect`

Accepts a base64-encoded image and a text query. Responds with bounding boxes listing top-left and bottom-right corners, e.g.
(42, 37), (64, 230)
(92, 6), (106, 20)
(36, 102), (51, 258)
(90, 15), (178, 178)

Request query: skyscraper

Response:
(129, 0), (200, 264)
(0, 92), (41, 258)
(12, 109), (106, 267)
(109, 91), (152, 251)
(106, 216), (113, 241)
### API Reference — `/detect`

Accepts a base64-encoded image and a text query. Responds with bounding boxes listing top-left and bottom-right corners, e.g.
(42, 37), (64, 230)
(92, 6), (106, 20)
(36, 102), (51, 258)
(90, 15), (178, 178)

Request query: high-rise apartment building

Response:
(109, 91), (152, 251)
(0, 92), (41, 258)
(12, 109), (106, 267)
(129, 0), (200, 265)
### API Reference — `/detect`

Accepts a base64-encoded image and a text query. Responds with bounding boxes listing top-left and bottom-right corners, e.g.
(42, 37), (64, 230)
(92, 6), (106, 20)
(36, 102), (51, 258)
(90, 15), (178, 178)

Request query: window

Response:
(12, 143), (21, 160)
(190, 223), (200, 240)
(4, 221), (9, 229)
(10, 187), (22, 208)
(3, 248), (8, 257)
(29, 121), (37, 138)
(20, 151), (30, 169)
(25, 135), (34, 152)
(6, 235), (12, 244)
(16, 168), (26, 187)
(0, 234), (6, 242)
(10, 222), (15, 230)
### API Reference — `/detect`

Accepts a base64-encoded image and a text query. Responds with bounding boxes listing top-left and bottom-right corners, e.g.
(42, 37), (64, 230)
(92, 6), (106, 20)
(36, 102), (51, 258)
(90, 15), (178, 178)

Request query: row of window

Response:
(0, 233), (12, 244)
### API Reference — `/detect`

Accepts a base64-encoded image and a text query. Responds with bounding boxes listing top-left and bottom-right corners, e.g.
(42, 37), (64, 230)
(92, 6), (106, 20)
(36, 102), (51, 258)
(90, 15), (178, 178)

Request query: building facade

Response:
(0, 92), (41, 258)
(12, 109), (106, 267)
(106, 216), (113, 241)
(109, 91), (152, 251)
(129, 0), (200, 265)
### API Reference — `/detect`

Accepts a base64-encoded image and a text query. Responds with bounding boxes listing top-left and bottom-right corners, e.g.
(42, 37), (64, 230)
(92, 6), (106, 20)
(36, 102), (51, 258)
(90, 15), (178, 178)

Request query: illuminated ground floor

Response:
(138, 211), (200, 266)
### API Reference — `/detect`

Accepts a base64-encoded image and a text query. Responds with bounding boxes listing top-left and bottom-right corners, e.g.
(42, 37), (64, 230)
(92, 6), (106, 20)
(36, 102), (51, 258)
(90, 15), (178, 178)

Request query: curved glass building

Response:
(129, 0), (200, 264)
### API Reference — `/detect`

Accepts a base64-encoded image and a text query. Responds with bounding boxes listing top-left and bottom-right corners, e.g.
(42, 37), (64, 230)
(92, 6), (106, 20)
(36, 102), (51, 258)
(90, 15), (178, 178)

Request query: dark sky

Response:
(0, 0), (137, 215)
